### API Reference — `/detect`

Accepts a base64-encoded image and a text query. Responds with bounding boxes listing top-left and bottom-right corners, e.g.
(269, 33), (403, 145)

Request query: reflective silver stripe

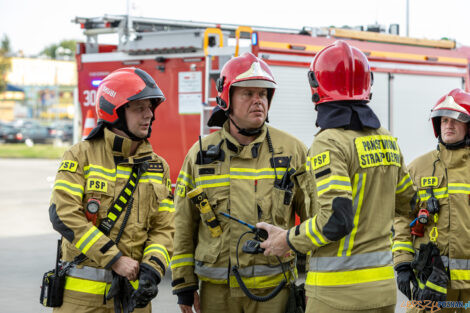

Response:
(237, 263), (288, 277)
(194, 262), (289, 280)
(194, 262), (228, 280)
(309, 251), (392, 272)
(67, 266), (113, 283)
(449, 258), (470, 270)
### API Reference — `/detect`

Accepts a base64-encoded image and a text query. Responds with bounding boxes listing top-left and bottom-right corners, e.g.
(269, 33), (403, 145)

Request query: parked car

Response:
(49, 121), (74, 144)
(2, 124), (23, 143)
(18, 124), (51, 144)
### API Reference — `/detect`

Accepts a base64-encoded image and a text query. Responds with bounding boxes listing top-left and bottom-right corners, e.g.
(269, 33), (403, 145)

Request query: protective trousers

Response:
(199, 281), (290, 313)
(52, 300), (151, 313)
(306, 297), (395, 313)
(405, 288), (470, 313)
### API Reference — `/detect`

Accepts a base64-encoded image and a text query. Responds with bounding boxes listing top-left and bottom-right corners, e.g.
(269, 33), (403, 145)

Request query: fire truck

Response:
(74, 15), (470, 184)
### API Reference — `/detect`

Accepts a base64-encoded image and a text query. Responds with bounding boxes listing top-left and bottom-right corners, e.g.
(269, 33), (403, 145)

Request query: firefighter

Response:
(393, 89), (470, 312)
(49, 67), (175, 313)
(256, 40), (417, 313)
(171, 52), (308, 313)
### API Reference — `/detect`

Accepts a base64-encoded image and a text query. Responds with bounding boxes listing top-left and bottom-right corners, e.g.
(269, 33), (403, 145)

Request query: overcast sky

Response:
(1, 0), (470, 55)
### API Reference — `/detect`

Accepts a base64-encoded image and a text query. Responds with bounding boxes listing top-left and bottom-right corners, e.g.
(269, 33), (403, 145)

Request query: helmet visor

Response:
(232, 79), (276, 89)
(431, 109), (470, 123)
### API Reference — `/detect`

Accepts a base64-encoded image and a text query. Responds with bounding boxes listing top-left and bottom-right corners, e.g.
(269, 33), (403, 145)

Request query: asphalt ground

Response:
(0, 158), (407, 313)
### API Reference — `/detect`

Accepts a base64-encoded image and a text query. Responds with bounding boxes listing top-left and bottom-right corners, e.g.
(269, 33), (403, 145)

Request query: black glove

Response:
(131, 263), (160, 308)
(106, 272), (136, 313)
(395, 263), (418, 300)
(421, 255), (448, 302)
(177, 289), (196, 306)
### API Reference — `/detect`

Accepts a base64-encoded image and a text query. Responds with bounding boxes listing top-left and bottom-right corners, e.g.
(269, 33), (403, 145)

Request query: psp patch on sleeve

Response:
(311, 151), (330, 171)
(59, 160), (78, 173)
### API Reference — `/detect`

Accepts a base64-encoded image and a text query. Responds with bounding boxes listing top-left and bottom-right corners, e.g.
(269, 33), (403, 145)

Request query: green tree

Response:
(0, 34), (12, 93)
(41, 39), (76, 59)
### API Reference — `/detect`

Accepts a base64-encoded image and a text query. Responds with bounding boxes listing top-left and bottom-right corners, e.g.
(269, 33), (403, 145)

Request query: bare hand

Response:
(111, 256), (139, 281)
(178, 291), (201, 313)
(256, 222), (290, 257)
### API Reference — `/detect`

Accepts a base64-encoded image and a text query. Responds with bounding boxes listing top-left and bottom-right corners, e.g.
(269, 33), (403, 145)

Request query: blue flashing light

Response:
(251, 33), (258, 46)
(91, 79), (102, 87)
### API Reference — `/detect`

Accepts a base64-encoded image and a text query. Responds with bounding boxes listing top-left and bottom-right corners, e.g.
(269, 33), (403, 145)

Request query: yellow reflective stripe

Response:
(392, 241), (415, 253)
(64, 276), (111, 295)
(75, 226), (103, 254)
(425, 280), (447, 294)
(450, 269), (470, 281)
(418, 187), (448, 201)
(144, 244), (170, 266)
(53, 180), (84, 197)
(306, 266), (394, 286)
(177, 170), (195, 188)
(316, 175), (352, 196)
(119, 195), (127, 204)
(396, 173), (413, 194)
(306, 216), (328, 247)
(448, 183), (470, 194)
(170, 254), (195, 269)
(124, 188), (131, 196)
(84, 164), (116, 181)
(346, 173), (366, 256)
(159, 199), (175, 212)
(229, 271), (292, 289)
(196, 174), (230, 189)
(116, 166), (131, 179)
(141, 172), (164, 184)
(229, 167), (286, 180)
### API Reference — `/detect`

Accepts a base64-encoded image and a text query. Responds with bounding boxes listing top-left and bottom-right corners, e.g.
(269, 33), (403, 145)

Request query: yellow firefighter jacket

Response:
(49, 128), (175, 307)
(171, 122), (308, 297)
(287, 127), (416, 310)
(393, 144), (470, 289)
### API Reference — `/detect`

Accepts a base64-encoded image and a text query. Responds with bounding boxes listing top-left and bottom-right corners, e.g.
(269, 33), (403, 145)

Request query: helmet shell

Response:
(216, 52), (276, 111)
(431, 88), (470, 137)
(308, 40), (372, 105)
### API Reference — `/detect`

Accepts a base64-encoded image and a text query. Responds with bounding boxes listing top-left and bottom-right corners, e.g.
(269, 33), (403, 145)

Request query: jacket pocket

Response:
(271, 186), (293, 228)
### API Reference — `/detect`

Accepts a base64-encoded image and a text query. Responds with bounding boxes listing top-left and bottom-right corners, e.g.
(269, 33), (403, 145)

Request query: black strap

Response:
(99, 162), (148, 235)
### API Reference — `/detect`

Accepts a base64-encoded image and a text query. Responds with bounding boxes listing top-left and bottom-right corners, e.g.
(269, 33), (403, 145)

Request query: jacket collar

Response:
(221, 121), (267, 159)
(104, 128), (155, 164)
(316, 100), (381, 130)
(437, 143), (470, 169)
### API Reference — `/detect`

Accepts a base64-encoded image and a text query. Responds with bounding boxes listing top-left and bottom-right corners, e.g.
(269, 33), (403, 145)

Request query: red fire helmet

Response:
(86, 67), (165, 139)
(308, 40), (372, 105)
(431, 88), (470, 137)
(216, 52), (276, 111)
(95, 67), (165, 124)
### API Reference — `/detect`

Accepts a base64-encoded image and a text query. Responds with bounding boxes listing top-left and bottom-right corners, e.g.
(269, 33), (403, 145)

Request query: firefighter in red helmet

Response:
(171, 52), (308, 313)
(48, 67), (174, 313)
(257, 40), (417, 313)
(393, 89), (470, 312)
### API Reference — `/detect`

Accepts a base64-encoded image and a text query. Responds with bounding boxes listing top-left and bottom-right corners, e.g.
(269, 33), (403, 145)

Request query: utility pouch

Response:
(40, 269), (65, 307)
(285, 283), (305, 313)
(40, 239), (66, 307)
(188, 187), (222, 237)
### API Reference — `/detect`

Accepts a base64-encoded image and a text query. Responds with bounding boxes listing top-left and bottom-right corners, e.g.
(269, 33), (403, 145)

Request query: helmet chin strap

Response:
(228, 115), (264, 137)
(438, 135), (470, 150)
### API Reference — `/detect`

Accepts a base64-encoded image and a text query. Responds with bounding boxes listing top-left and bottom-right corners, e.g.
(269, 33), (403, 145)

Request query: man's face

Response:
(441, 116), (468, 144)
(230, 87), (269, 130)
(125, 99), (154, 138)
